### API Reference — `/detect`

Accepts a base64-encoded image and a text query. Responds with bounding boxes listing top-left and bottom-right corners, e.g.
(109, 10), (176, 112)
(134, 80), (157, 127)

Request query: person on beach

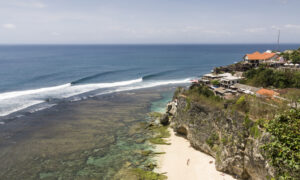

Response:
(187, 158), (190, 166)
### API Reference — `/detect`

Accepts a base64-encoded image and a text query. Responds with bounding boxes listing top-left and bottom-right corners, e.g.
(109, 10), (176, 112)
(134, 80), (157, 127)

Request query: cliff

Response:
(168, 87), (275, 180)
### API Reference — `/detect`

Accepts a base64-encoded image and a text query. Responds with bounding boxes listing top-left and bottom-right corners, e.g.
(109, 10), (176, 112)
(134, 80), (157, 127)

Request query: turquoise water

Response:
(151, 91), (174, 113)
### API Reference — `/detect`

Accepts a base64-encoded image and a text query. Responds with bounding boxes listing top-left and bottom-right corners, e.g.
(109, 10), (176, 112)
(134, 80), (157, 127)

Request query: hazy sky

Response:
(0, 0), (300, 44)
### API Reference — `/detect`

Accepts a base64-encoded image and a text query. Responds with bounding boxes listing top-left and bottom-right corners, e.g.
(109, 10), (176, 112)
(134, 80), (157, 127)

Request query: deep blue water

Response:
(0, 44), (299, 118)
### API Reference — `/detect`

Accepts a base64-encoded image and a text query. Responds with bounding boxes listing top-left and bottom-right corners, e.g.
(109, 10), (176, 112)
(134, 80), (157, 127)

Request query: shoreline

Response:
(154, 128), (236, 180)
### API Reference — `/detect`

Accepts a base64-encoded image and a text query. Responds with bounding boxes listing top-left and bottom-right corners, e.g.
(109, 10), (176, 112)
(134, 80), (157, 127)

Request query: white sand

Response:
(155, 129), (236, 180)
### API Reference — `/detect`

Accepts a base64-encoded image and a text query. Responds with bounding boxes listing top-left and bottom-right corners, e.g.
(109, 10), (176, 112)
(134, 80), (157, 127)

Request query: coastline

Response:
(155, 128), (236, 180)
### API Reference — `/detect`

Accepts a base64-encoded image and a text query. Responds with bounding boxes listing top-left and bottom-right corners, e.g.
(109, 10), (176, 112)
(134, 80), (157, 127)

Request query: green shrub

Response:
(211, 80), (220, 86)
(206, 132), (219, 148)
(243, 114), (252, 129)
(236, 95), (250, 113)
(186, 84), (223, 107)
(262, 109), (300, 179)
(250, 124), (261, 139)
(242, 67), (300, 88)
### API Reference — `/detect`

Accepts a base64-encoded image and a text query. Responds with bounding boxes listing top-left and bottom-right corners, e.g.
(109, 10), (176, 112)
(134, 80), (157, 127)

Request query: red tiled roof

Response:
(256, 88), (278, 97)
(246, 52), (277, 61)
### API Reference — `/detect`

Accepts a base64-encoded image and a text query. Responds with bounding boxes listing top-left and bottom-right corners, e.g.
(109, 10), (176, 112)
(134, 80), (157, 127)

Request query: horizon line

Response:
(0, 43), (300, 46)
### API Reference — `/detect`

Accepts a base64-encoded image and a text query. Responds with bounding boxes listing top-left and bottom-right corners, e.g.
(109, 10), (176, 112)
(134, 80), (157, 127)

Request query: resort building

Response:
(244, 51), (278, 66)
(202, 73), (219, 80)
(220, 76), (242, 88)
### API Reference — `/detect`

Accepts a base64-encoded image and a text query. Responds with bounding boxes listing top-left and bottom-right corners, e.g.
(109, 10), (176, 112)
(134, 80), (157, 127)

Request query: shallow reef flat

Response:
(0, 87), (175, 180)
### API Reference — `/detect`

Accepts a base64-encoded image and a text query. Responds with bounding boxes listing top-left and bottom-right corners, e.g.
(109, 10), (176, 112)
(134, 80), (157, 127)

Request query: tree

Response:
(290, 51), (300, 64)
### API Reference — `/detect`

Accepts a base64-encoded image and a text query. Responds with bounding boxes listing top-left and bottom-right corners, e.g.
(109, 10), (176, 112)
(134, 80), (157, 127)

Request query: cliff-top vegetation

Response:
(241, 66), (300, 89)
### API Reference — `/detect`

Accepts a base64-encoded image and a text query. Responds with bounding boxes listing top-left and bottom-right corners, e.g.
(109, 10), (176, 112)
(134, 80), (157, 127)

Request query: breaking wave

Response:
(71, 69), (135, 85)
(142, 70), (177, 80)
(0, 77), (191, 118)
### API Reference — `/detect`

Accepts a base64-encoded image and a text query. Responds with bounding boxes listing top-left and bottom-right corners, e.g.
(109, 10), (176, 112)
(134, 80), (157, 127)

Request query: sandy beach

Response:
(156, 129), (236, 180)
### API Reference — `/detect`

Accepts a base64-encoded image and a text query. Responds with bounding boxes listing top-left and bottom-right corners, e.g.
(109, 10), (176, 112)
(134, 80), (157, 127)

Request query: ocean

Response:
(1, 44), (299, 121)
(0, 44), (300, 179)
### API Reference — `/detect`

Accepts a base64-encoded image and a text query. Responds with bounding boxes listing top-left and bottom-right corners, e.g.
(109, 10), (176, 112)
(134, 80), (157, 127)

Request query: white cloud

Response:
(284, 24), (300, 29)
(244, 27), (266, 33)
(271, 25), (280, 30)
(2, 24), (16, 29)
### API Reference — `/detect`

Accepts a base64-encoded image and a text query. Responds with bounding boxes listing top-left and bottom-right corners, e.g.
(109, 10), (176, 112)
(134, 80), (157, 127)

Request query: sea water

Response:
(1, 44), (300, 120)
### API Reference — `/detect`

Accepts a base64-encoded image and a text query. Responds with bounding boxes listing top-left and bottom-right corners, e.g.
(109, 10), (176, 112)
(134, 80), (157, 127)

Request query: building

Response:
(234, 83), (260, 94)
(202, 73), (219, 80)
(220, 76), (242, 88)
(244, 51), (278, 66)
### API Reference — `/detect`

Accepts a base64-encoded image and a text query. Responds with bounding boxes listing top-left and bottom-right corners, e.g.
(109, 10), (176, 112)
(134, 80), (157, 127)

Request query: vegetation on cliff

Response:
(262, 109), (300, 180)
(281, 49), (300, 64)
(183, 84), (222, 108)
(174, 84), (299, 179)
(241, 66), (300, 88)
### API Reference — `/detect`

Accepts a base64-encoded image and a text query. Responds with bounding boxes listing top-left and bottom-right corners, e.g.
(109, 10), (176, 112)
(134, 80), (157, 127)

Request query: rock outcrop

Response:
(169, 95), (275, 180)
(160, 114), (169, 125)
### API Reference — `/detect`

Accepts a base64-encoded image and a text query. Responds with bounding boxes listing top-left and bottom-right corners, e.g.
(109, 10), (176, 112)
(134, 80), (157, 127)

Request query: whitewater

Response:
(0, 77), (191, 118)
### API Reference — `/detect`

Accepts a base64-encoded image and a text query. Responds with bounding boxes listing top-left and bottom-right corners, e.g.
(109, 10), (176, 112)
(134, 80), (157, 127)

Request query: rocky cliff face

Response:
(168, 94), (275, 180)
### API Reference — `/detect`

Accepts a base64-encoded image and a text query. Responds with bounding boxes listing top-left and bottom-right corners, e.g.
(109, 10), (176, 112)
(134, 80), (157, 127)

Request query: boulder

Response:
(160, 114), (169, 126)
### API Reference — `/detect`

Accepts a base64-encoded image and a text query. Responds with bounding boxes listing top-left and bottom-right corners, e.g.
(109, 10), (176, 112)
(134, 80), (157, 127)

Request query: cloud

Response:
(2, 24), (16, 29)
(244, 27), (266, 33)
(12, 1), (47, 8)
(284, 24), (300, 29)
(271, 25), (280, 30)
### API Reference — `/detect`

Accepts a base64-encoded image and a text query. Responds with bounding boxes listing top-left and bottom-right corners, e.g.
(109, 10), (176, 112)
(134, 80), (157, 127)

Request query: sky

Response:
(0, 0), (300, 44)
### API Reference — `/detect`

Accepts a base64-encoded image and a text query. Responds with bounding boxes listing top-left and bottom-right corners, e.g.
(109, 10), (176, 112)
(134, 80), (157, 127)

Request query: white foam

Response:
(114, 78), (191, 92)
(0, 77), (190, 117)
(0, 83), (71, 100)
(95, 78), (191, 96)
(28, 104), (56, 113)
(0, 100), (43, 117)
(0, 78), (142, 117)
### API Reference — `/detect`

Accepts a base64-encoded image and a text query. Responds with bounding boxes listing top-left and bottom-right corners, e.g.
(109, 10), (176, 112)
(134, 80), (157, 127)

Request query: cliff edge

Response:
(168, 86), (276, 180)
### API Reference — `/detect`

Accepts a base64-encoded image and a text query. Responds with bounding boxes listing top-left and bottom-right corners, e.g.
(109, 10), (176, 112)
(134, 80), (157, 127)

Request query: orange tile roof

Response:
(256, 88), (278, 97)
(246, 52), (277, 61)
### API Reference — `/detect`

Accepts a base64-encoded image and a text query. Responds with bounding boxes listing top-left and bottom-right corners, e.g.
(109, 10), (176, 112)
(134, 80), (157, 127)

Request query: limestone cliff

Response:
(168, 89), (275, 180)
